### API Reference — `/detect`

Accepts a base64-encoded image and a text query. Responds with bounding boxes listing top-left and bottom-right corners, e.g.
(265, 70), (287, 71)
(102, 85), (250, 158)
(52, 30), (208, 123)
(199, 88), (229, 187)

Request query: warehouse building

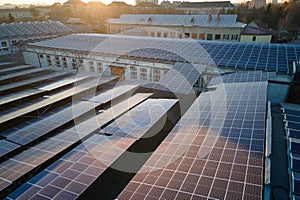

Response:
(106, 14), (246, 41)
(0, 20), (74, 55)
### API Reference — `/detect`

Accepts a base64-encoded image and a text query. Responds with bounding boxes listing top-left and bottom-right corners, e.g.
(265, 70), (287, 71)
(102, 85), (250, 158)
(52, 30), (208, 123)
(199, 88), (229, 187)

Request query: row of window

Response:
(143, 31), (239, 41)
(1, 40), (20, 48)
(130, 66), (168, 82)
(41, 54), (168, 82)
(42, 55), (104, 73)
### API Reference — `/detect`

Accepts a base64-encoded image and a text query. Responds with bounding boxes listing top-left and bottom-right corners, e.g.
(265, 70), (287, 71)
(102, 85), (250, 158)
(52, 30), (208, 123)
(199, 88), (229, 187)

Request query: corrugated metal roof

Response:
(107, 14), (246, 28)
(176, 1), (235, 8)
(0, 20), (74, 38)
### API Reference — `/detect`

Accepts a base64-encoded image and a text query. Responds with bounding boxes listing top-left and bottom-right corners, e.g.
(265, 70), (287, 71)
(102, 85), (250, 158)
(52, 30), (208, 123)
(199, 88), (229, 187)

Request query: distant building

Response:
(136, 0), (158, 5)
(174, 1), (235, 14)
(0, 8), (34, 21)
(252, 0), (266, 8)
(0, 20), (74, 55)
(63, 0), (86, 17)
(240, 21), (277, 43)
(106, 14), (246, 41)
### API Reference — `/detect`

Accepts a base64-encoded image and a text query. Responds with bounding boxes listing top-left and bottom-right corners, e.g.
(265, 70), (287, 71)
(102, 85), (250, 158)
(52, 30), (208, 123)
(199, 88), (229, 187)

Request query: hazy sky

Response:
(0, 0), (242, 6)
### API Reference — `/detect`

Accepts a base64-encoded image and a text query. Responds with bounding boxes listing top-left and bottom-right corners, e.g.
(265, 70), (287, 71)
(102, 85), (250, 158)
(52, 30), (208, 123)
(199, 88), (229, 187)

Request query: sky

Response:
(0, 0), (242, 6)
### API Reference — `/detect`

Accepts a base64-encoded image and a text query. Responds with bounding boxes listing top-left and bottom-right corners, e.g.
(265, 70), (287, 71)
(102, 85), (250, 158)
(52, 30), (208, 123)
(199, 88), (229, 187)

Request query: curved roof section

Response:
(107, 14), (246, 28)
(27, 34), (300, 73)
(0, 21), (74, 38)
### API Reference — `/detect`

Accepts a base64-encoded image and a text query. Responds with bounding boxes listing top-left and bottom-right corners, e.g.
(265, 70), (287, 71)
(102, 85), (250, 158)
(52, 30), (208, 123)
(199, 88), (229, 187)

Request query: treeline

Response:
(234, 1), (300, 33)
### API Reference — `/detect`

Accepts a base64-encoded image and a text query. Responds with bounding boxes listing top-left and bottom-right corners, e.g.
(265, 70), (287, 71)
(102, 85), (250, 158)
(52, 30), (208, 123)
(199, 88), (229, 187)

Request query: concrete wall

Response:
(240, 35), (272, 43)
(107, 24), (242, 41)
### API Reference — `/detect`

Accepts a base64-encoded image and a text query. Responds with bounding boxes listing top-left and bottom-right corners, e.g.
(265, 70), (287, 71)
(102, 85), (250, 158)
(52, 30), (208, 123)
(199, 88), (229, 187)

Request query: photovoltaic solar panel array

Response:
(1, 93), (153, 194)
(144, 62), (204, 94)
(117, 71), (268, 200)
(5, 98), (178, 200)
(281, 103), (300, 200)
(29, 34), (300, 73)
(0, 21), (74, 38)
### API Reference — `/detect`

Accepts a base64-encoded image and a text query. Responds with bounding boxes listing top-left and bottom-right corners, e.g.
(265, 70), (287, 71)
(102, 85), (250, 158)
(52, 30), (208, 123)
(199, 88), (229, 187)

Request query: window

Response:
(1, 41), (7, 47)
(72, 58), (77, 69)
(163, 32), (168, 38)
(252, 36), (256, 41)
(144, 31), (148, 36)
(89, 61), (95, 72)
(178, 33), (183, 39)
(163, 69), (169, 75)
(185, 33), (190, 38)
(170, 32), (176, 38)
(96, 62), (103, 73)
(215, 34), (221, 40)
(62, 57), (67, 68)
(207, 34), (213, 40)
(152, 68), (160, 82)
(150, 32), (155, 37)
(130, 66), (137, 80)
(223, 34), (230, 40)
(79, 59), (84, 71)
(140, 67), (147, 81)
(199, 33), (205, 40)
(12, 40), (17, 45)
(39, 54), (44, 59)
(191, 33), (197, 39)
(55, 56), (61, 67)
(47, 55), (52, 66)
(231, 34), (238, 40)
(157, 32), (161, 37)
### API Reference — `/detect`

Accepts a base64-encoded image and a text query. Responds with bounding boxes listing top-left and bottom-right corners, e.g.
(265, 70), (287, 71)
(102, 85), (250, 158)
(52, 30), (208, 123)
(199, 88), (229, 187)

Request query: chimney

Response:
(208, 14), (212, 23)
(216, 14), (221, 22)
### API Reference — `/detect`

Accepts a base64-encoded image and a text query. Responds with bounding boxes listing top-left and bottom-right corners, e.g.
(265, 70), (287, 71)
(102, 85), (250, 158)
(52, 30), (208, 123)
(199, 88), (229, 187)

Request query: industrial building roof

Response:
(107, 14), (246, 28)
(0, 20), (74, 39)
(26, 34), (300, 73)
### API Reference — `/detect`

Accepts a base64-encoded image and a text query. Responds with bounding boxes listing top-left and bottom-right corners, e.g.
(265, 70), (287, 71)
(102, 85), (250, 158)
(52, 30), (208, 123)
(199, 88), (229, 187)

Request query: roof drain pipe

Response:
(264, 101), (272, 200)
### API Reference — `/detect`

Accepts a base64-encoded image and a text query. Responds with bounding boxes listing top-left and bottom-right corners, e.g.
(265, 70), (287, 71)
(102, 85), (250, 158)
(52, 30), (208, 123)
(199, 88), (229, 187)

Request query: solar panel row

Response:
(144, 62), (204, 94)
(0, 65), (33, 75)
(281, 103), (300, 199)
(117, 71), (268, 200)
(0, 84), (140, 161)
(0, 77), (117, 126)
(101, 99), (178, 139)
(0, 71), (71, 94)
(0, 93), (152, 193)
(6, 97), (177, 200)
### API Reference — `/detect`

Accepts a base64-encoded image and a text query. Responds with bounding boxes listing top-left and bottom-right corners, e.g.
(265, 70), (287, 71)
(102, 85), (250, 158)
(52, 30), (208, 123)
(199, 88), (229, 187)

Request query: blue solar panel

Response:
(290, 129), (300, 139)
(291, 142), (300, 154)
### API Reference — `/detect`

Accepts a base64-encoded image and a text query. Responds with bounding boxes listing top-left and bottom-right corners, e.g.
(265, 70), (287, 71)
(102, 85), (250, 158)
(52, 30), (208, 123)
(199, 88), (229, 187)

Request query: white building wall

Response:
(240, 35), (272, 43)
(108, 24), (242, 41)
(23, 47), (172, 82)
(23, 51), (40, 67)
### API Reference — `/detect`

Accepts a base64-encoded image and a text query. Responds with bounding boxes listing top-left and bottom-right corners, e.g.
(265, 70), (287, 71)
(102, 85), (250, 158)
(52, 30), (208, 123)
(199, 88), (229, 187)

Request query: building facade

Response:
(0, 8), (33, 21)
(240, 21), (277, 43)
(174, 1), (235, 14)
(23, 37), (171, 82)
(106, 14), (246, 41)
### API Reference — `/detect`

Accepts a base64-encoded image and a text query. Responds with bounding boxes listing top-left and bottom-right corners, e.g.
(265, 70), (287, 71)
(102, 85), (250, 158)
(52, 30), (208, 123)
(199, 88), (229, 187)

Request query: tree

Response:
(8, 13), (15, 23)
(283, 1), (300, 32)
